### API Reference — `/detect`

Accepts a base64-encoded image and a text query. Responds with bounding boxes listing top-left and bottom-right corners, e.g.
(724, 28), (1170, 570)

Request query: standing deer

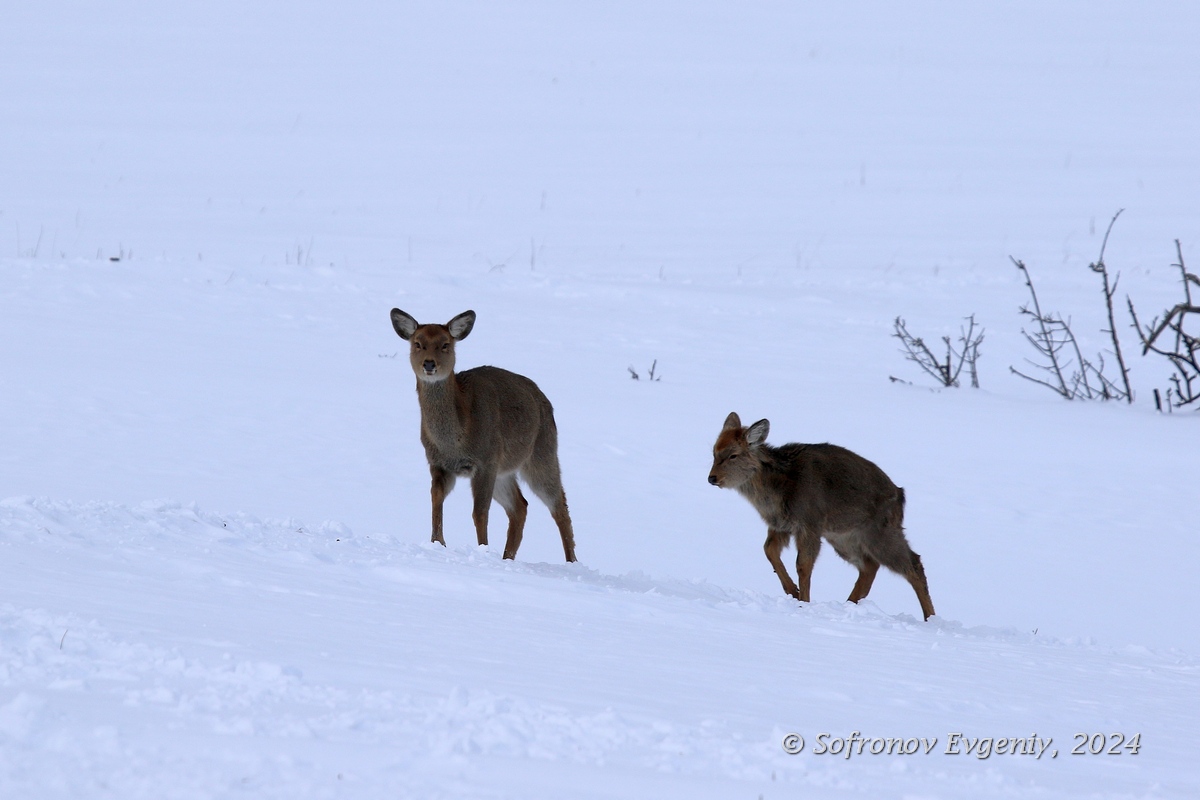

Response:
(390, 309), (576, 562)
(708, 413), (935, 620)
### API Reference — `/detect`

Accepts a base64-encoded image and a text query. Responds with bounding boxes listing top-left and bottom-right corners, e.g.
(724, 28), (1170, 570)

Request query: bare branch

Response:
(1009, 365), (1072, 395)
(1011, 258), (1075, 398)
(1179, 239), (1198, 305)
(1086, 209), (1133, 403)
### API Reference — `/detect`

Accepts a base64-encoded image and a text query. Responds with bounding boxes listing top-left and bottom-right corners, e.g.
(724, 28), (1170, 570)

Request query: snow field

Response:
(4, 1), (1200, 796)
(2, 497), (1198, 797)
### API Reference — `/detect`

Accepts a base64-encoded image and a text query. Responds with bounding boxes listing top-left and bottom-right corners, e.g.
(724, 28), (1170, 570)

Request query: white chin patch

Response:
(417, 371), (447, 383)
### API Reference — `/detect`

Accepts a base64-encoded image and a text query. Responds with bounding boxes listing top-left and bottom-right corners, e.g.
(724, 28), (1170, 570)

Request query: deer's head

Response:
(391, 309), (476, 384)
(708, 412), (769, 489)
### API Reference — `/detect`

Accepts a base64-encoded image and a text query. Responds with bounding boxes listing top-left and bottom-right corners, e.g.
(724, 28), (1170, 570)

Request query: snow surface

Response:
(3, 2), (1199, 797)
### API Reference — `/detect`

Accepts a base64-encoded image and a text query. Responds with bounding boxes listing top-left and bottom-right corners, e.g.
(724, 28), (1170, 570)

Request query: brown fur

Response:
(708, 412), (935, 620)
(390, 309), (576, 562)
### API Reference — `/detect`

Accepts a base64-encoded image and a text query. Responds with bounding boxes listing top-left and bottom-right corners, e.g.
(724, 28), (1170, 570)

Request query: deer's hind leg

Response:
(847, 555), (880, 604)
(827, 531), (880, 605)
(868, 526), (936, 621)
(492, 473), (529, 560)
(902, 551), (936, 621)
(521, 438), (577, 563)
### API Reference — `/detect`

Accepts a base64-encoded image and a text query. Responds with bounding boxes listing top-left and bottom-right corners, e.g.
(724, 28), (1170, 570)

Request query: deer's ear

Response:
(447, 310), (476, 340)
(722, 412), (742, 431)
(745, 419), (770, 446)
(391, 308), (418, 340)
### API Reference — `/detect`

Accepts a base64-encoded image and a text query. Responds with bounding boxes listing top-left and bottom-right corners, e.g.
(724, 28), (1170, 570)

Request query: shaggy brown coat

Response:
(709, 412), (934, 620)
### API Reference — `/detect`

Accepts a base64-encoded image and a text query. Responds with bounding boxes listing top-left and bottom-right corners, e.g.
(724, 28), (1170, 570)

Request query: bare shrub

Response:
(1009, 257), (1130, 402)
(628, 360), (662, 381)
(1128, 240), (1200, 411)
(892, 315), (983, 388)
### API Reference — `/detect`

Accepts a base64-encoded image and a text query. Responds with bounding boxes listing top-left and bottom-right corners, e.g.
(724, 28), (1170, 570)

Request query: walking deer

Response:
(708, 413), (935, 620)
(390, 309), (577, 562)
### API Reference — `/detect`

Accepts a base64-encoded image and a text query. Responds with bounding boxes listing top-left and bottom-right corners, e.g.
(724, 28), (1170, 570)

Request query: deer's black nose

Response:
(423, 360), (436, 373)
(708, 474), (719, 485)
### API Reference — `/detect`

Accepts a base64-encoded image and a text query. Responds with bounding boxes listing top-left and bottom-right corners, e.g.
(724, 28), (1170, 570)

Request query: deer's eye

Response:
(441, 343), (449, 351)
(728, 453), (739, 460)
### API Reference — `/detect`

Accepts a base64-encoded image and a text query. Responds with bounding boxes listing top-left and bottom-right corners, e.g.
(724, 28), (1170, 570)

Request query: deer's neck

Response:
(736, 449), (790, 525)
(416, 374), (465, 446)
(736, 473), (772, 512)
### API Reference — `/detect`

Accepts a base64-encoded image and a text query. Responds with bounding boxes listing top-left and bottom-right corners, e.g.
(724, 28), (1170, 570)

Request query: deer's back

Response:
(748, 443), (902, 532)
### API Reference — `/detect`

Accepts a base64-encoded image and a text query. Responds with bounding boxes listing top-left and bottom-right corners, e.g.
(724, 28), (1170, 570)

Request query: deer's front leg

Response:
(469, 467), (497, 547)
(430, 466), (454, 546)
(764, 529), (800, 600)
(794, 529), (821, 603)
